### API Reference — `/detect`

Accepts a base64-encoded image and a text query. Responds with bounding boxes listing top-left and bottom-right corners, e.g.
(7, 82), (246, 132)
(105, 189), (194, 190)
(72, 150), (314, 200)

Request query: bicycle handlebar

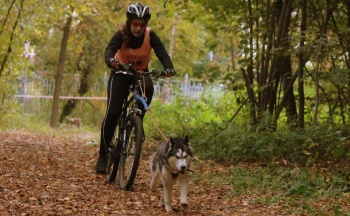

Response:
(109, 58), (174, 78)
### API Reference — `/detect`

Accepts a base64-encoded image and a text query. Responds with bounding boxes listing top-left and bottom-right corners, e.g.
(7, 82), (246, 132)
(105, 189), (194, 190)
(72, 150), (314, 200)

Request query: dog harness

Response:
(164, 161), (180, 177)
(164, 161), (194, 178)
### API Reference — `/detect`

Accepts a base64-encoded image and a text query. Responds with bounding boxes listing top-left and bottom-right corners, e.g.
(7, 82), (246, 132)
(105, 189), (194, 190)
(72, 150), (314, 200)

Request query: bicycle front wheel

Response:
(106, 118), (122, 183)
(119, 115), (143, 190)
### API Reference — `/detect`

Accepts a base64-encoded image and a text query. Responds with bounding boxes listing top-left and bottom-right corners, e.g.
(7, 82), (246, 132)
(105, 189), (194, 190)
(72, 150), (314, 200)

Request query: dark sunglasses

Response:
(131, 21), (147, 29)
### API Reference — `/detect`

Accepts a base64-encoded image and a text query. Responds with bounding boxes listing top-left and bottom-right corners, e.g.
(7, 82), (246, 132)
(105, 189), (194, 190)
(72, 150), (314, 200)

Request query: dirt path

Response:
(0, 130), (276, 215)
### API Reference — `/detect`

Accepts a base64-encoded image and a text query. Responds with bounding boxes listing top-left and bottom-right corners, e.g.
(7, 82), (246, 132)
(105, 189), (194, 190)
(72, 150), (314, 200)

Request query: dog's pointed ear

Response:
(169, 137), (174, 149)
(184, 136), (189, 145)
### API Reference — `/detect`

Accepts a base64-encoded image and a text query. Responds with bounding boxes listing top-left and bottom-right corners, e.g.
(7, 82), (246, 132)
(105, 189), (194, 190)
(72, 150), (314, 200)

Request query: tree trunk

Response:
(245, 0), (258, 126)
(241, 66), (257, 126)
(259, 0), (273, 115)
(313, 0), (335, 125)
(50, 13), (73, 128)
(347, 1), (350, 94)
(274, 0), (302, 126)
(229, 36), (236, 71)
(162, 13), (178, 103)
(0, 0), (24, 77)
(298, 0), (307, 128)
(60, 99), (77, 123)
(277, 0), (298, 128)
(0, 0), (16, 35)
(282, 56), (298, 128)
(265, 0), (295, 130)
(59, 63), (91, 123)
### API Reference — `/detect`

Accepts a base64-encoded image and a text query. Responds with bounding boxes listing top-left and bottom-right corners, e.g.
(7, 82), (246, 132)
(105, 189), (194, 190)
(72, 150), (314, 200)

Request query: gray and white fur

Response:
(150, 136), (193, 212)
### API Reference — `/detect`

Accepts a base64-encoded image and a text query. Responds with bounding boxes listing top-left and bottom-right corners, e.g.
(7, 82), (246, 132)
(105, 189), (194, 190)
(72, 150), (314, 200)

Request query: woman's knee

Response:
(105, 109), (121, 121)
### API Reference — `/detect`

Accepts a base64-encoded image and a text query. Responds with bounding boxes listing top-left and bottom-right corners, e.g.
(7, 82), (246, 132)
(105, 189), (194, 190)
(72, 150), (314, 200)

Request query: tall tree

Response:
(50, 9), (73, 128)
(298, 0), (307, 128)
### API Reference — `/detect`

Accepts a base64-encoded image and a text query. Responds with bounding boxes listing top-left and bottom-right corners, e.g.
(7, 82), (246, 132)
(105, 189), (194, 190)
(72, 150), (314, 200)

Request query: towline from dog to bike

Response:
(104, 61), (173, 190)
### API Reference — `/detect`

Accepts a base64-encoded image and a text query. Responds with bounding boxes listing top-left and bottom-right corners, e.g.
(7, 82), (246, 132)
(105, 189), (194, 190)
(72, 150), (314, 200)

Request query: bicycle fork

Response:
(120, 114), (131, 154)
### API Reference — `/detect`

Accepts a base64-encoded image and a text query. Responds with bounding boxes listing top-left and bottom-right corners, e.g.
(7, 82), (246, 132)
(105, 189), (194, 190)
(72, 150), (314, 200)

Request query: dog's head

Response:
(167, 136), (193, 174)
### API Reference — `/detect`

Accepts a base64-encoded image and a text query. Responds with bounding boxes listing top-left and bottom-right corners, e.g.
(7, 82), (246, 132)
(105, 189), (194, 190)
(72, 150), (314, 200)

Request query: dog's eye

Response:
(175, 155), (180, 159)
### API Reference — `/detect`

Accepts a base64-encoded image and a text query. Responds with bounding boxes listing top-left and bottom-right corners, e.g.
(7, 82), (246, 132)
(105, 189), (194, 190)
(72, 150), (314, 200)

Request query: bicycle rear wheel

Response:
(119, 115), (143, 190)
(106, 118), (122, 183)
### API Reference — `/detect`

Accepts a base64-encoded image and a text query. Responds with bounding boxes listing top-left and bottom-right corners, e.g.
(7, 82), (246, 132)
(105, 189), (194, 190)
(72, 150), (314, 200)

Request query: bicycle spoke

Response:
(119, 116), (143, 190)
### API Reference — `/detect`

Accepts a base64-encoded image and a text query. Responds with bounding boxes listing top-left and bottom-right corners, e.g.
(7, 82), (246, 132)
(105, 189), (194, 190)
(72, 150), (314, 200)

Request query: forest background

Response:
(1, 0), (350, 214)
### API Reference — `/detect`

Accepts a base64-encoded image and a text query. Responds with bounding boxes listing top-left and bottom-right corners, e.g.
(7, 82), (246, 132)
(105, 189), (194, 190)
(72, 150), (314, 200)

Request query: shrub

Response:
(143, 94), (350, 166)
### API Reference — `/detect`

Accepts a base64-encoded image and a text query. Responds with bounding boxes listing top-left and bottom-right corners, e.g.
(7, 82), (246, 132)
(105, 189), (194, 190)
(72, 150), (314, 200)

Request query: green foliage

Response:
(0, 75), (19, 122)
(68, 99), (106, 129)
(144, 98), (213, 138)
(0, 113), (50, 133)
(143, 91), (350, 166)
(191, 121), (350, 165)
(204, 164), (350, 214)
(143, 90), (236, 139)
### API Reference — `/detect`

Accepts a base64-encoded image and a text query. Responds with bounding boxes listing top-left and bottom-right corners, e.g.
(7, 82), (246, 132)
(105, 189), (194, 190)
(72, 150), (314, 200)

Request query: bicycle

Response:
(105, 62), (171, 190)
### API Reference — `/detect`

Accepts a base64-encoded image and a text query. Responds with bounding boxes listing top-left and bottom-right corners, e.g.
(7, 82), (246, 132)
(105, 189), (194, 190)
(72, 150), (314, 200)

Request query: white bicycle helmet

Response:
(126, 3), (151, 20)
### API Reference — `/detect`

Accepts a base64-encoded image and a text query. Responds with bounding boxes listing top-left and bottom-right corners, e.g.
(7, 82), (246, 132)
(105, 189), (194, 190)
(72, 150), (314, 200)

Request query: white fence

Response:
(15, 73), (224, 113)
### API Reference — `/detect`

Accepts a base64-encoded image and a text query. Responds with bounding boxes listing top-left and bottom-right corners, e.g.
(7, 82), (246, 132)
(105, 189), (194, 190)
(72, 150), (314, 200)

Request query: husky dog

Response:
(150, 136), (194, 212)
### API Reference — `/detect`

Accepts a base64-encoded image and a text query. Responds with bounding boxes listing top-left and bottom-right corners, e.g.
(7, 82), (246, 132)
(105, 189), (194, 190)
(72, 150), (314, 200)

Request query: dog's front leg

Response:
(178, 174), (189, 207)
(162, 181), (173, 212)
(162, 174), (175, 212)
(150, 170), (160, 191)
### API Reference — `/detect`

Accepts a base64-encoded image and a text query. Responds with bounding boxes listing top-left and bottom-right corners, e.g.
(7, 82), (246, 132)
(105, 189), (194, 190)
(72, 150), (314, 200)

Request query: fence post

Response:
(162, 78), (169, 103)
(183, 74), (189, 97)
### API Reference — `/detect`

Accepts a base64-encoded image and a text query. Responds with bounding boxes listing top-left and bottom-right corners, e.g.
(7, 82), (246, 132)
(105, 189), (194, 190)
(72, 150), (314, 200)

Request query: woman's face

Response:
(130, 18), (147, 37)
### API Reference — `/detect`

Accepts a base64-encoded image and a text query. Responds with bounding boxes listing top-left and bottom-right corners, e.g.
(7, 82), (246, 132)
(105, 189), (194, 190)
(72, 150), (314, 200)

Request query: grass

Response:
(194, 161), (350, 215)
(0, 113), (100, 143)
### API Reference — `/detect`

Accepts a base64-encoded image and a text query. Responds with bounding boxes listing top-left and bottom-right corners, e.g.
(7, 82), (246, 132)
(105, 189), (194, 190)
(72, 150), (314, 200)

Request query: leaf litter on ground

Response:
(0, 130), (349, 215)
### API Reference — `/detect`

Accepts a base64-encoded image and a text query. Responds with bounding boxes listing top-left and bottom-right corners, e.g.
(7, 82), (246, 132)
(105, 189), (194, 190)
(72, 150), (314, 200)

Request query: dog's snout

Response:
(180, 165), (186, 173)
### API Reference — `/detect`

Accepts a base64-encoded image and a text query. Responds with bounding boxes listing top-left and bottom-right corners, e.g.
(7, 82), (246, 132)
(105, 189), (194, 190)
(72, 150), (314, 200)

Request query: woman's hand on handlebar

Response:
(164, 68), (176, 77)
(109, 58), (120, 68)
(109, 58), (135, 72)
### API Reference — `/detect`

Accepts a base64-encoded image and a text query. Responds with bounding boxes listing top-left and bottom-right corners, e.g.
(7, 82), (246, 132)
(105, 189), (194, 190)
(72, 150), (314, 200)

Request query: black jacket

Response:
(104, 29), (174, 71)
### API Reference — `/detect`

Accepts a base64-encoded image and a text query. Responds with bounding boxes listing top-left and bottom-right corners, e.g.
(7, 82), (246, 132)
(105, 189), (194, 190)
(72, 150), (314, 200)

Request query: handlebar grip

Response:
(109, 58), (119, 64)
(165, 68), (176, 76)
(111, 62), (136, 74)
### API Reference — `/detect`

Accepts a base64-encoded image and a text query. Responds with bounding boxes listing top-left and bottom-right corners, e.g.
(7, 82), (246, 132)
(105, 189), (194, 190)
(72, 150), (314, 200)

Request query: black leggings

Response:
(99, 74), (154, 156)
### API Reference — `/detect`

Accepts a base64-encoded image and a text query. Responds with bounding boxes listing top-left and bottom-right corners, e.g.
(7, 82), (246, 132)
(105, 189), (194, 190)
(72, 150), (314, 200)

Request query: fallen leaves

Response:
(0, 130), (267, 215)
(2, 130), (347, 215)
(1, 130), (238, 215)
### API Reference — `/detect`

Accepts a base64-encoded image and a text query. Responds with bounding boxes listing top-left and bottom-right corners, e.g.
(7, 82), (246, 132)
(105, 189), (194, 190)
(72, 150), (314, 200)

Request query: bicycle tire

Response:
(105, 118), (123, 183)
(118, 115), (143, 190)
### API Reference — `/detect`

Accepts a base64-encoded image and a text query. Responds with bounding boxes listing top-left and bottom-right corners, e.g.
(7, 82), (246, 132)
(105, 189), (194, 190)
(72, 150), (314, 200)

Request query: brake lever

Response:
(150, 69), (165, 81)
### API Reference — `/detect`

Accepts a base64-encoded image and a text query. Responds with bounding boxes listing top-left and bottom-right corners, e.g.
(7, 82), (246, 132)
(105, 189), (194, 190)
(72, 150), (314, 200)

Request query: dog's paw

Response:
(171, 207), (180, 212)
(150, 184), (156, 191)
(181, 203), (189, 208)
(165, 205), (173, 212)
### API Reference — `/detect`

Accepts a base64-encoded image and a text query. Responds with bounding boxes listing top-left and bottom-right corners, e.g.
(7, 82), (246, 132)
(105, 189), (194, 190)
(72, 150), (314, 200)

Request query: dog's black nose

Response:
(181, 166), (186, 172)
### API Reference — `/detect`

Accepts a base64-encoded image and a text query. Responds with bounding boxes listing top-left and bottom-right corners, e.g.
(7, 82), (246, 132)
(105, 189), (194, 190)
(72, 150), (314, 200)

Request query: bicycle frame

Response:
(106, 66), (165, 189)
(119, 78), (148, 149)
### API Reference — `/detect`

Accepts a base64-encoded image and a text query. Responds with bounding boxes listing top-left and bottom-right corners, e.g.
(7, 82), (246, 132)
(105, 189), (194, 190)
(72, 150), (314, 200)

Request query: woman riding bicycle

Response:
(95, 2), (175, 174)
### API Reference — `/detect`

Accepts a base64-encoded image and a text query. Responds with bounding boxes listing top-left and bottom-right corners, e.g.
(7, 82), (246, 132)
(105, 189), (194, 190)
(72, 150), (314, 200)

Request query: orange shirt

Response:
(114, 28), (151, 70)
